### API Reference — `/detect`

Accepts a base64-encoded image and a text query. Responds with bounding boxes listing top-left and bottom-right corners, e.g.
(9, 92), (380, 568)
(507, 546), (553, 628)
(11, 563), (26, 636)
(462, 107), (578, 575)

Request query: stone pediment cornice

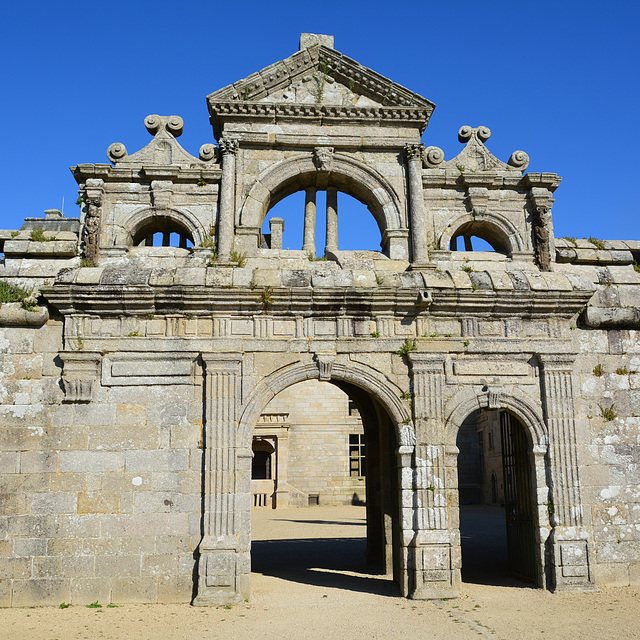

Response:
(207, 44), (435, 138)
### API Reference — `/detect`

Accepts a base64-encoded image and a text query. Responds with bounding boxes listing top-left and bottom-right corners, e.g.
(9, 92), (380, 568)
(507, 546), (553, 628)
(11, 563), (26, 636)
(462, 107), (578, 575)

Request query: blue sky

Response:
(1, 1), (638, 250)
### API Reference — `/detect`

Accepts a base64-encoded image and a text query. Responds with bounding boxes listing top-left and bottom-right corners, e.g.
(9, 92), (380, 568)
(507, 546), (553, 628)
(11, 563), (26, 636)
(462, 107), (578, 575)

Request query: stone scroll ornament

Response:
(421, 125), (530, 174)
(533, 205), (551, 271)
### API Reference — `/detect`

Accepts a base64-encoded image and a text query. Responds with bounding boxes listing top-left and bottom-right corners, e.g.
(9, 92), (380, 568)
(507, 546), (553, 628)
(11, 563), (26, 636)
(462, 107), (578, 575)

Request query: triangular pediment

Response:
(207, 38), (435, 137)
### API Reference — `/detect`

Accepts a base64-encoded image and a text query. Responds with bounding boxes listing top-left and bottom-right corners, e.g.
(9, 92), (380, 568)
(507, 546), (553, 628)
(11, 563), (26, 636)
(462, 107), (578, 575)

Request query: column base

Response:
(548, 529), (595, 592)
(408, 261), (437, 270)
(407, 540), (461, 599)
(193, 547), (250, 606)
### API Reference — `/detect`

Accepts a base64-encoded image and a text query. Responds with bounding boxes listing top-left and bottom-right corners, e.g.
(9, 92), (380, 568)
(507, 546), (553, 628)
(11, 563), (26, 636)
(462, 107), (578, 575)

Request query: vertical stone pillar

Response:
(302, 187), (317, 255)
(194, 353), (250, 605)
(217, 137), (239, 262)
(404, 144), (431, 268)
(269, 217), (284, 250)
(539, 354), (594, 590)
(407, 353), (460, 598)
(82, 178), (104, 265)
(325, 187), (338, 253)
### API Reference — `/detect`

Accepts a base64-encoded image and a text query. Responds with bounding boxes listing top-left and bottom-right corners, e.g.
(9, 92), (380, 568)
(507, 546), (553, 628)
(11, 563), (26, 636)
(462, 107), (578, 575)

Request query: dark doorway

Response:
(457, 409), (538, 586)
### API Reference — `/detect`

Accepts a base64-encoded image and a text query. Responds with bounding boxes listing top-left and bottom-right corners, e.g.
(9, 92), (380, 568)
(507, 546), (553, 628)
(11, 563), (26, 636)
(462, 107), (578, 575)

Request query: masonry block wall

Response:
(0, 33), (639, 606)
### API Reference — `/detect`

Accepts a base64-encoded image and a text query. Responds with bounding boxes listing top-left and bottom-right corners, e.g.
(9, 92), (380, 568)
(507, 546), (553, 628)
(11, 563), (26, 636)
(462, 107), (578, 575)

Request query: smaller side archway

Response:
(438, 212), (526, 255)
(116, 206), (208, 248)
(444, 388), (552, 589)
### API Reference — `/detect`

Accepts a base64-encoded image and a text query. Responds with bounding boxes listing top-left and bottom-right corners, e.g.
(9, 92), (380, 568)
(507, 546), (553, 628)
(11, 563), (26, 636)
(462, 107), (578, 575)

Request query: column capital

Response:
(408, 352), (446, 373)
(404, 143), (425, 162)
(219, 137), (239, 156)
(538, 353), (576, 372)
(202, 352), (243, 374)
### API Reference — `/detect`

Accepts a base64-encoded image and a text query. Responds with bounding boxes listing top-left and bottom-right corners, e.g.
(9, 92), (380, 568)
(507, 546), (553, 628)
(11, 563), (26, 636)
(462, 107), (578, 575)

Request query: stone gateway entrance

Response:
(1, 33), (639, 607)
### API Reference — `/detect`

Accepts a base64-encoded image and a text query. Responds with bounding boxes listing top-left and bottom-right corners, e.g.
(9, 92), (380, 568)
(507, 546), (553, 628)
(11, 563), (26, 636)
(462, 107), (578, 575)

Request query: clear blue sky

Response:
(1, 1), (637, 249)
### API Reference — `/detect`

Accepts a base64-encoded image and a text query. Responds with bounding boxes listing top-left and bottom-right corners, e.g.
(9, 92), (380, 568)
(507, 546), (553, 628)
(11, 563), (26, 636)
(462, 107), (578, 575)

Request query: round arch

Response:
(122, 206), (208, 247)
(237, 358), (413, 451)
(444, 387), (547, 450)
(239, 152), (405, 236)
(438, 212), (526, 254)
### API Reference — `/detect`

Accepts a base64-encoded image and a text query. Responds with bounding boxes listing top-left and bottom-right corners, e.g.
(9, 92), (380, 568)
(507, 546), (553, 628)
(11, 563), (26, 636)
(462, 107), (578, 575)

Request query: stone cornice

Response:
(72, 164), (222, 185)
(422, 171), (562, 190)
(208, 101), (434, 139)
(43, 283), (592, 319)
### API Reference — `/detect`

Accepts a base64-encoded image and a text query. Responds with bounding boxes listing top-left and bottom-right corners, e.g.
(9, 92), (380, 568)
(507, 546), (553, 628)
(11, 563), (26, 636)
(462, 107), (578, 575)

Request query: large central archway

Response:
(237, 358), (415, 595)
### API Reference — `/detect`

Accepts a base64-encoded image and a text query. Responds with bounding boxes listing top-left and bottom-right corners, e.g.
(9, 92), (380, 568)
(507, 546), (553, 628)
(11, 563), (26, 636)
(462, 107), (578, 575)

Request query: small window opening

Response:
(349, 433), (366, 477)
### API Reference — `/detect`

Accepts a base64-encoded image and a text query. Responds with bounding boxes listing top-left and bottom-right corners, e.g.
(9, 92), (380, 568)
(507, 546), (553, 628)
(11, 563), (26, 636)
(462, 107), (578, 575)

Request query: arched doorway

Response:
(249, 378), (400, 593)
(456, 407), (539, 585)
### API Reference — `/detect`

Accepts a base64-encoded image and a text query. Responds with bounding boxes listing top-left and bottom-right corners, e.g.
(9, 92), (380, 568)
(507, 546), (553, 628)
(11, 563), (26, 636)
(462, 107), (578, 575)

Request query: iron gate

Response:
(500, 411), (538, 583)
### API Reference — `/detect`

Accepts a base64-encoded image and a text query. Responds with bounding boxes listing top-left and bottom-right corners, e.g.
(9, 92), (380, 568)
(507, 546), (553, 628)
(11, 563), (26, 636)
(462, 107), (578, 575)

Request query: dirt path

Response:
(2, 506), (638, 640)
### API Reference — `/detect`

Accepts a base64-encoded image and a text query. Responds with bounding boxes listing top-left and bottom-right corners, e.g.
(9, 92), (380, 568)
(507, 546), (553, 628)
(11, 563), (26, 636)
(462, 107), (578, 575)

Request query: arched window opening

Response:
(449, 220), (511, 254)
(132, 219), (194, 248)
(262, 189), (381, 255)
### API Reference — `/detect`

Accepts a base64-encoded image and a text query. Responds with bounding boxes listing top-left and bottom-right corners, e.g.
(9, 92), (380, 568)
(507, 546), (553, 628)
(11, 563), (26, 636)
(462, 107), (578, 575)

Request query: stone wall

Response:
(0, 32), (638, 606)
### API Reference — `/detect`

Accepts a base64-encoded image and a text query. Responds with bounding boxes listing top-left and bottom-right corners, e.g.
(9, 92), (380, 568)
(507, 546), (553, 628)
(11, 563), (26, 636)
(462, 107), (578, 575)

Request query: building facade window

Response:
(349, 433), (366, 477)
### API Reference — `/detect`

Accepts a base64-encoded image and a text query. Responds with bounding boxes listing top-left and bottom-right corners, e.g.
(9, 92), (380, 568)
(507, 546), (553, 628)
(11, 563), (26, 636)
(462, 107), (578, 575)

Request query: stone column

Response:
(404, 144), (431, 268)
(539, 354), (594, 590)
(325, 187), (338, 254)
(302, 187), (317, 255)
(194, 353), (250, 605)
(407, 353), (460, 598)
(269, 217), (284, 250)
(217, 138), (239, 262)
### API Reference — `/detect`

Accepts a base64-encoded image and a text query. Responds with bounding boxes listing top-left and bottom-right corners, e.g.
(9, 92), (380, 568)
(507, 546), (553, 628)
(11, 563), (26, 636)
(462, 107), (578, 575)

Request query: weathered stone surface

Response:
(0, 32), (638, 609)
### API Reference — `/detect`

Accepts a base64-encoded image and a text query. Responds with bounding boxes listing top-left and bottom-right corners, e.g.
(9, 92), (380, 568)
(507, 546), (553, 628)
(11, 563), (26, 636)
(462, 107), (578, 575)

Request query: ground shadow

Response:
(252, 536), (399, 597)
(460, 504), (534, 588)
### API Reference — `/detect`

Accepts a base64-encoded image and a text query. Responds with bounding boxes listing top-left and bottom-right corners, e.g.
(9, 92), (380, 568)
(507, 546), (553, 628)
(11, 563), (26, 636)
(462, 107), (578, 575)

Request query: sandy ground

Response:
(2, 505), (639, 640)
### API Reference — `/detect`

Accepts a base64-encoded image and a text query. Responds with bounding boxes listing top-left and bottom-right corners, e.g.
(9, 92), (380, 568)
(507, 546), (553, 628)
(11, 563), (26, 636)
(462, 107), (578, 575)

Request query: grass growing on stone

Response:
(593, 364), (604, 377)
(0, 280), (31, 305)
(30, 228), (54, 242)
(588, 237), (606, 250)
(396, 338), (417, 356)
(600, 405), (617, 421)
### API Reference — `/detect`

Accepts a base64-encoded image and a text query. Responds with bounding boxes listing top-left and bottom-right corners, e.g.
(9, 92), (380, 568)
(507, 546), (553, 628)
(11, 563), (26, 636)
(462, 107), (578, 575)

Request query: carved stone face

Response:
(313, 146), (334, 172)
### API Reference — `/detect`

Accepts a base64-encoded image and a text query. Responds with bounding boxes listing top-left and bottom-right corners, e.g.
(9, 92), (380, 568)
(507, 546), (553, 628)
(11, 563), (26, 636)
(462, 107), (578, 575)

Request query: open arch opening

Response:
(240, 153), (407, 258)
(456, 408), (539, 586)
(440, 214), (525, 256)
(249, 378), (402, 597)
(262, 190), (383, 253)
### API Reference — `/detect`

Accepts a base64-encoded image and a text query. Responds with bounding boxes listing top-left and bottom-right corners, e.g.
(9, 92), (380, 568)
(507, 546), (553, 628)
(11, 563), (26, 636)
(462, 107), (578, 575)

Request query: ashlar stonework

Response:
(0, 33), (639, 606)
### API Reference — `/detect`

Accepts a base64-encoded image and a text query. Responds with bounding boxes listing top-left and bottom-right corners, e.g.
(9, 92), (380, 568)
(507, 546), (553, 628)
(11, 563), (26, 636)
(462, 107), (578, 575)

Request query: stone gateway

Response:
(0, 34), (639, 606)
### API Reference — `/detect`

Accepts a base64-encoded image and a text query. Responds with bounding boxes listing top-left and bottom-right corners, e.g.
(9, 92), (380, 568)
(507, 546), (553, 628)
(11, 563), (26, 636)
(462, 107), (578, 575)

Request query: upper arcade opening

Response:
(262, 190), (382, 255)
